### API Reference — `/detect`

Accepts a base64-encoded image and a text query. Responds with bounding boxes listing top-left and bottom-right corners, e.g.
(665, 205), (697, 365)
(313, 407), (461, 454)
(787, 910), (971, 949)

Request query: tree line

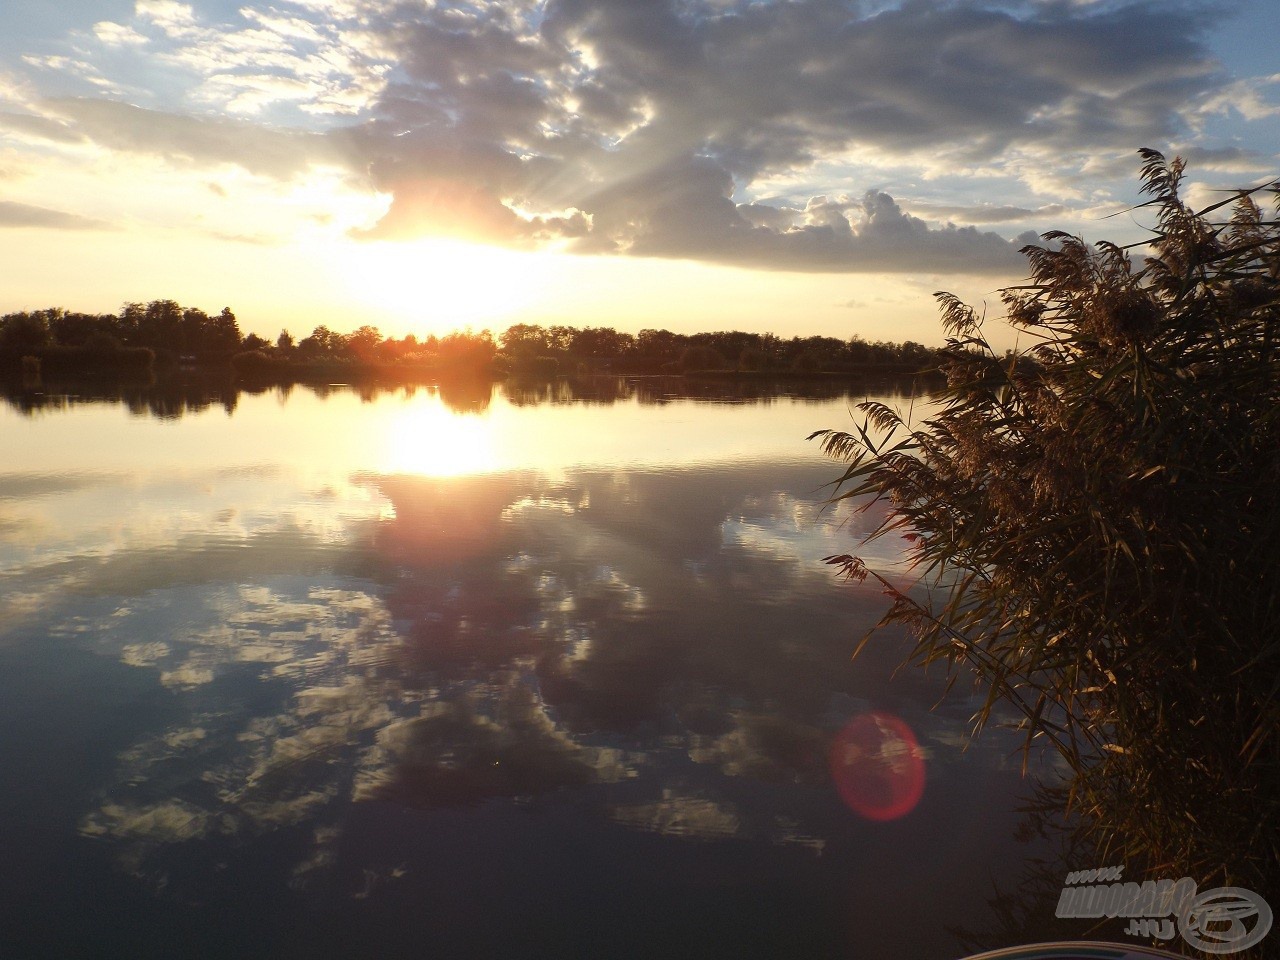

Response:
(0, 301), (240, 374)
(1, 301), (944, 377)
(0, 302), (241, 357)
(493, 324), (940, 374)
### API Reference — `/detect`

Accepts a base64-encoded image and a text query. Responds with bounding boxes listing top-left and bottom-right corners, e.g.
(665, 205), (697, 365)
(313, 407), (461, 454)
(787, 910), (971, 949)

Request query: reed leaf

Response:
(814, 150), (1279, 898)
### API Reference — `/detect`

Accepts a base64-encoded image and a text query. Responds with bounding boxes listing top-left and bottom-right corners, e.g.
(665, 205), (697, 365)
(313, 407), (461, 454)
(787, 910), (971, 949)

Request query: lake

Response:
(0, 376), (1065, 959)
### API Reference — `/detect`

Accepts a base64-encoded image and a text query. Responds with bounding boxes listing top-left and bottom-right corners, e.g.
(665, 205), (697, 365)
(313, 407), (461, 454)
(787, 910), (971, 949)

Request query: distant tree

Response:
(545, 325), (577, 354)
(790, 349), (822, 373)
(570, 326), (634, 359)
(276, 329), (294, 351)
(738, 346), (767, 372)
(117, 302), (146, 345)
(0, 312), (52, 354)
(812, 150), (1279, 891)
(140, 299), (184, 353)
(208, 307), (242, 352)
(241, 333), (270, 352)
(758, 332), (783, 356)
(690, 330), (762, 364)
(436, 328), (496, 372)
(377, 333), (419, 362)
(678, 344), (727, 372)
(346, 324), (384, 361)
(50, 311), (110, 347)
(297, 325), (345, 357)
(499, 323), (549, 357)
(636, 328), (685, 363)
(797, 335), (845, 363)
(179, 307), (209, 354)
(896, 340), (937, 368)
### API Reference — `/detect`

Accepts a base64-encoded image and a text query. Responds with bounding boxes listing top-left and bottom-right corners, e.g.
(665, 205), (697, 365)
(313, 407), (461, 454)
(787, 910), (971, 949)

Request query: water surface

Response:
(1, 376), (1053, 959)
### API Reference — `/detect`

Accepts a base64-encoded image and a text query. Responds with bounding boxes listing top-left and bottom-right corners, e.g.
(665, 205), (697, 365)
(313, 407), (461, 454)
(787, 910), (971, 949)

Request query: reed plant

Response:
(812, 150), (1278, 894)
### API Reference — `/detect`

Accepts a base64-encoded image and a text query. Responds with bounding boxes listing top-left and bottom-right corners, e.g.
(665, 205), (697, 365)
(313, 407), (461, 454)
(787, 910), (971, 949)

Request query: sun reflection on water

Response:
(379, 394), (501, 477)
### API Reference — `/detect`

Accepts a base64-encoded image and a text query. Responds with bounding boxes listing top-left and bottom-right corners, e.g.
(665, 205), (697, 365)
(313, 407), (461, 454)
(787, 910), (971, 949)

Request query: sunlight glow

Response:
(379, 395), (500, 477)
(342, 237), (556, 332)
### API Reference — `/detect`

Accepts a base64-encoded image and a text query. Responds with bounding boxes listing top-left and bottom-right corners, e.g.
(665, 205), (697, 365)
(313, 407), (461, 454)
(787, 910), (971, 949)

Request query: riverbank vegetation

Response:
(814, 150), (1279, 896)
(1, 300), (942, 381)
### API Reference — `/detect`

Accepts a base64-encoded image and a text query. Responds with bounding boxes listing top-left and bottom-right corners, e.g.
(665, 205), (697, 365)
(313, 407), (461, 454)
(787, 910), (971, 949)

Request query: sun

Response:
(341, 237), (555, 331)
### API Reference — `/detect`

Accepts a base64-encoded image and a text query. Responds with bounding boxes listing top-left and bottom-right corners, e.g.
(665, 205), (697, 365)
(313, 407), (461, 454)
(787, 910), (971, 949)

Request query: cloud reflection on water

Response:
(0, 382), (1043, 957)
(24, 459), (1028, 898)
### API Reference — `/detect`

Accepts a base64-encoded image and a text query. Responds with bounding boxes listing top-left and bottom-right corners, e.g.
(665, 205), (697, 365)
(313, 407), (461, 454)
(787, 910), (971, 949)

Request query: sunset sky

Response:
(2, 0), (1276, 346)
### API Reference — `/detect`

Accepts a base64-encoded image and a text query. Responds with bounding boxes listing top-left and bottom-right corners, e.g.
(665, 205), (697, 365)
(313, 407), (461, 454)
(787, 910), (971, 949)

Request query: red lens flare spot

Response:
(829, 711), (925, 821)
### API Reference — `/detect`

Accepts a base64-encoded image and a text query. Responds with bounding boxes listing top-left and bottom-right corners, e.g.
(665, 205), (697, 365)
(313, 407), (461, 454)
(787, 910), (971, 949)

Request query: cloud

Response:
(1196, 73), (1280, 122)
(135, 0), (393, 117)
(570, 154), (1024, 270)
(2, 0), (1258, 272)
(1171, 143), (1279, 175)
(900, 201), (1072, 226)
(0, 200), (114, 230)
(340, 0), (1227, 269)
(41, 97), (349, 178)
(18, 54), (125, 95)
(135, 0), (206, 42)
(92, 21), (149, 47)
(0, 110), (85, 143)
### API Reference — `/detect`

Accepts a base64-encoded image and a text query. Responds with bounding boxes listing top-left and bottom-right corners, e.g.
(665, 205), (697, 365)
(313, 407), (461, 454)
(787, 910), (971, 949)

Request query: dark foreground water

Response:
(1, 376), (1067, 960)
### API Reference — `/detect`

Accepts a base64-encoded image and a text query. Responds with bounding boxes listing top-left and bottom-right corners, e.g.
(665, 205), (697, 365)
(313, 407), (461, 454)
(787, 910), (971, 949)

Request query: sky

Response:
(1, 0), (1277, 346)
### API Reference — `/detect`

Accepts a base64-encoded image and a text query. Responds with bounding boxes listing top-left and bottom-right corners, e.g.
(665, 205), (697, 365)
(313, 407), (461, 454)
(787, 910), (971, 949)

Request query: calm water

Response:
(1, 376), (1061, 959)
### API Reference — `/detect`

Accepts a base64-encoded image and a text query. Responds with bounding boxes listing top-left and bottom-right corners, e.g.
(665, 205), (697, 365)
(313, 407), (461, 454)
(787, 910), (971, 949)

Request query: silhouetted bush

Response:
(790, 350), (822, 373)
(231, 349), (287, 374)
(28, 343), (154, 373)
(815, 150), (1279, 893)
(738, 346), (767, 372)
(678, 345), (728, 372)
(84, 332), (124, 355)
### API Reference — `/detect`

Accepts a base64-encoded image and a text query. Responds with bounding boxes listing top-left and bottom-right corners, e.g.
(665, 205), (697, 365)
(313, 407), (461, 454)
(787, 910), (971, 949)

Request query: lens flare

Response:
(829, 711), (925, 821)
